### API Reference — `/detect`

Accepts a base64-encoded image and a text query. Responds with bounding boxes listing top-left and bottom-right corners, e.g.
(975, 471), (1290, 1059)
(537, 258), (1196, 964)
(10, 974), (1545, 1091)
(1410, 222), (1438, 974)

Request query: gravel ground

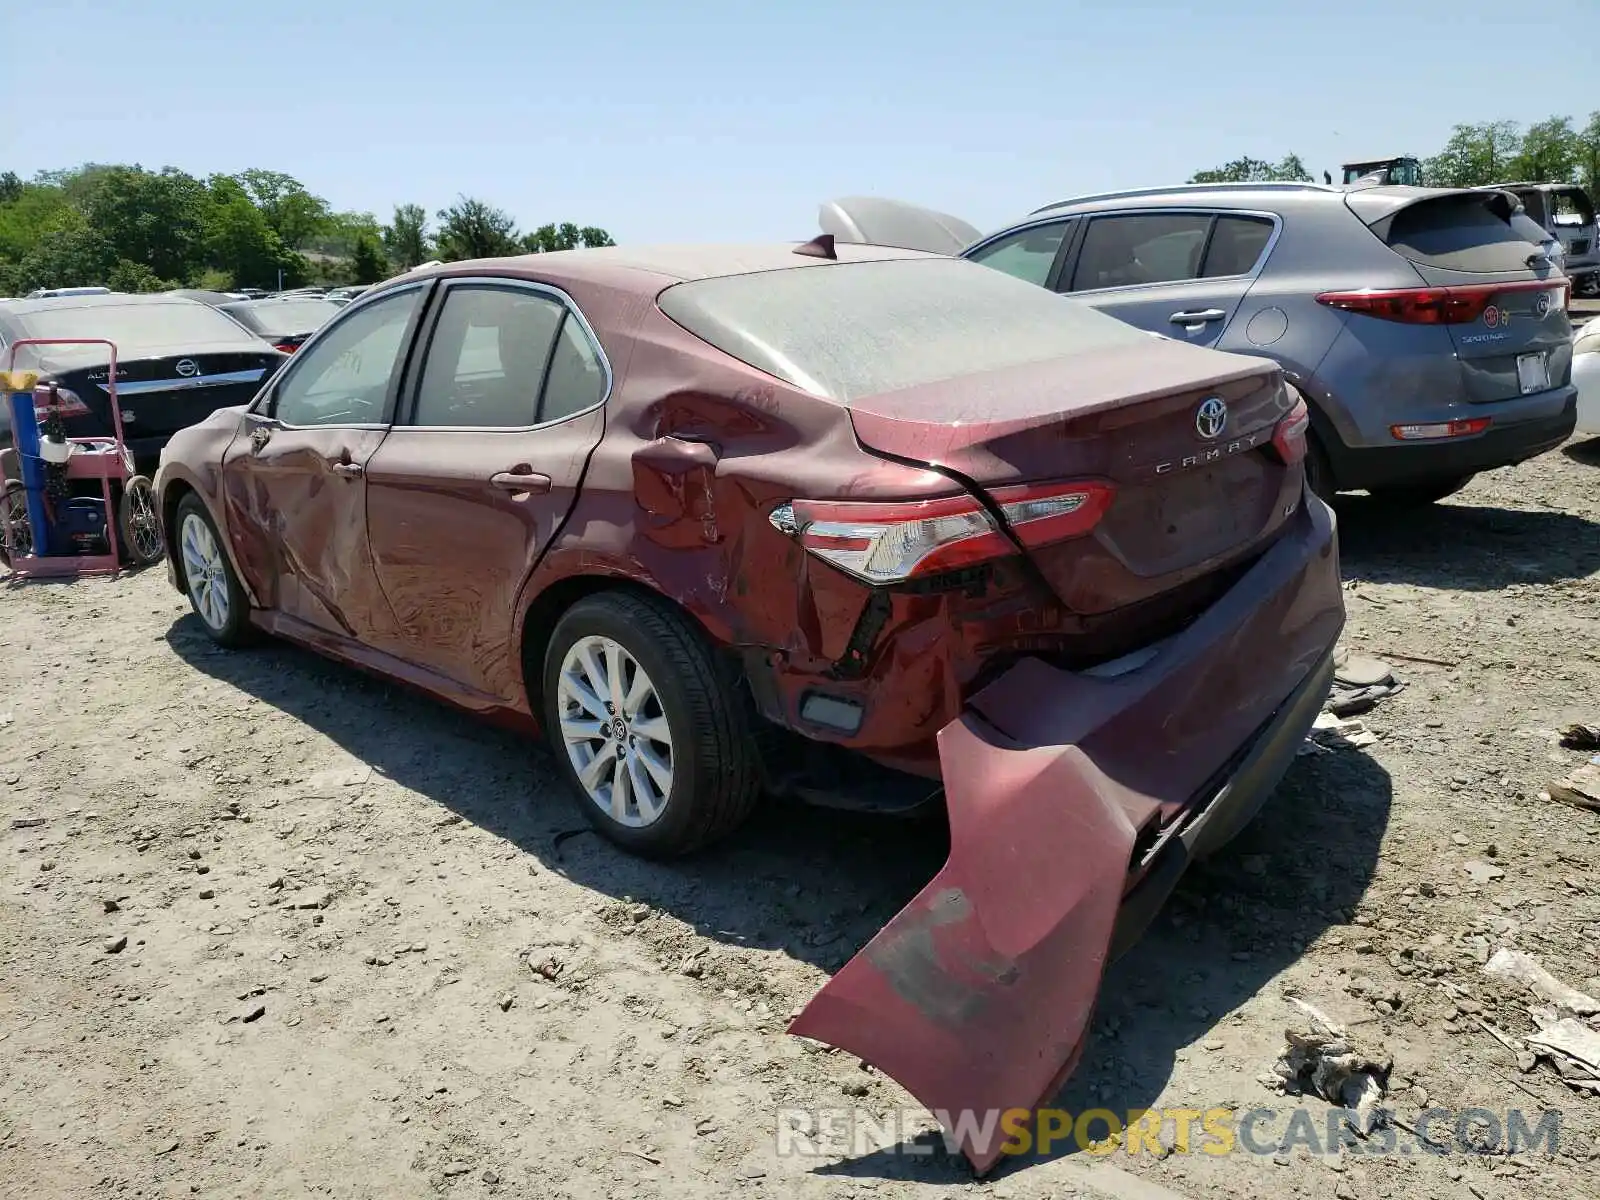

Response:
(3, 437), (1600, 1200)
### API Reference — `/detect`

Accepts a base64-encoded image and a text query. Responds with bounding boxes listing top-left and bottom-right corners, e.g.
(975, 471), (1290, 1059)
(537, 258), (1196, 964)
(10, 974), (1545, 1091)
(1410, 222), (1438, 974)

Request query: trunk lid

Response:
(1345, 187), (1572, 400)
(846, 339), (1299, 615)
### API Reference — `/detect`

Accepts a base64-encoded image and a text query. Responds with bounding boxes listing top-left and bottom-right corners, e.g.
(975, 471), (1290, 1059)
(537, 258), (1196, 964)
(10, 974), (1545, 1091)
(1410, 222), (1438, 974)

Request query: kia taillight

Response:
(1315, 279), (1569, 324)
(770, 481), (1114, 584)
(1270, 396), (1311, 465)
(33, 386), (90, 419)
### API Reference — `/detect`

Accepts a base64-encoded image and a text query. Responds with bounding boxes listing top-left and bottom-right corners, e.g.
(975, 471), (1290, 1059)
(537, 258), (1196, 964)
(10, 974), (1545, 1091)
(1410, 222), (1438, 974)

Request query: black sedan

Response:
(217, 296), (342, 354)
(0, 294), (285, 476)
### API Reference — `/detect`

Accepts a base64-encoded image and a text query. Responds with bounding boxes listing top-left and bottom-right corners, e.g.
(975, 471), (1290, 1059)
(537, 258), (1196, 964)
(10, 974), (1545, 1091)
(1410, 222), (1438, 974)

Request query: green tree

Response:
(383, 203), (431, 270)
(0, 181), (77, 262)
(82, 166), (210, 282)
(309, 210), (384, 259)
(234, 169), (331, 250)
(523, 221), (615, 252)
(350, 234), (388, 283)
(15, 227), (118, 291)
(106, 261), (179, 293)
(204, 175), (299, 289)
(0, 172), (21, 204)
(1574, 111), (1600, 201)
(435, 196), (521, 260)
(1510, 116), (1578, 183)
(1188, 154), (1312, 184)
(1423, 121), (1523, 187)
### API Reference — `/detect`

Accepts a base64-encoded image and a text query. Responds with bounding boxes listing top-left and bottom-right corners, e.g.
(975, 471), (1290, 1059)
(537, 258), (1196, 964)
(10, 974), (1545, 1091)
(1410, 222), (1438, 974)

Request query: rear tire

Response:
(1303, 431), (1337, 505)
(1366, 475), (1474, 507)
(175, 494), (254, 647)
(541, 591), (760, 859)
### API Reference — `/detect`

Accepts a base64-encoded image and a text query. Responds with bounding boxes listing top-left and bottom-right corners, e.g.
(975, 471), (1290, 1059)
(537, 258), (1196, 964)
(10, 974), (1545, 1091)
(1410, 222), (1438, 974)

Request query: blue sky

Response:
(6, 0), (1593, 244)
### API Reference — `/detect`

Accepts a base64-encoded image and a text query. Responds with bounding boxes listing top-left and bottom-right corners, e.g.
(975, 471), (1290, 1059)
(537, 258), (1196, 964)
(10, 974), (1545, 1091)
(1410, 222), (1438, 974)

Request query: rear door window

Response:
(1200, 216), (1274, 277)
(965, 221), (1072, 286)
(412, 285), (564, 428)
(1069, 213), (1213, 291)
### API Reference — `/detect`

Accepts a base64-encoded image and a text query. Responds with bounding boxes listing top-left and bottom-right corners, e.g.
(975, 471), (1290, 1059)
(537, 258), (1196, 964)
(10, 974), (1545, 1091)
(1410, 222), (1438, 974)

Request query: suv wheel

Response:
(541, 592), (760, 858)
(1303, 432), (1337, 505)
(1367, 475), (1474, 507)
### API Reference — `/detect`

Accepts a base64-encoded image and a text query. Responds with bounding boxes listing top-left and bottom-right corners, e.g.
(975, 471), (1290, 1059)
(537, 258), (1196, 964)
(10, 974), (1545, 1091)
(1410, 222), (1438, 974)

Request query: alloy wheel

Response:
(180, 512), (230, 631)
(556, 634), (675, 827)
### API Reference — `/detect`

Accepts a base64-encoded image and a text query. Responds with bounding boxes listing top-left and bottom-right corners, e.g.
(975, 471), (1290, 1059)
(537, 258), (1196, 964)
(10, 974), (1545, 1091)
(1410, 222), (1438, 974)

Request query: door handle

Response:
(331, 462), (364, 478)
(1169, 309), (1227, 324)
(491, 470), (552, 494)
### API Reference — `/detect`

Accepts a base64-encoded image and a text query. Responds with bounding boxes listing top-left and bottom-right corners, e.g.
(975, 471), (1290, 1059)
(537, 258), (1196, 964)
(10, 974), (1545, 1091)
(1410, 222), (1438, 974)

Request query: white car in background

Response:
(1575, 314), (1600, 436)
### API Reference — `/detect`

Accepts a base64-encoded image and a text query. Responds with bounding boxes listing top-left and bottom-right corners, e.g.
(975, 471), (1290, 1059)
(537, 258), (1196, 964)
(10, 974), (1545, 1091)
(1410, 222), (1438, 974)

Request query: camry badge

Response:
(1195, 396), (1227, 440)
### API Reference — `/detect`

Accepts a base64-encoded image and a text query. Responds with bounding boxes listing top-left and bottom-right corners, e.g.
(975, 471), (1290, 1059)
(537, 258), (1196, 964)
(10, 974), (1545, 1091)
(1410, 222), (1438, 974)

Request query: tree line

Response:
(1189, 111), (1600, 195)
(0, 164), (614, 297)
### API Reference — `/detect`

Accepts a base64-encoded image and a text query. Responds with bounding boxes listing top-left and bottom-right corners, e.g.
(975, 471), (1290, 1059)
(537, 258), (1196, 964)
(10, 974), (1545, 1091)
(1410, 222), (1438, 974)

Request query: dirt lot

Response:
(4, 438), (1600, 1200)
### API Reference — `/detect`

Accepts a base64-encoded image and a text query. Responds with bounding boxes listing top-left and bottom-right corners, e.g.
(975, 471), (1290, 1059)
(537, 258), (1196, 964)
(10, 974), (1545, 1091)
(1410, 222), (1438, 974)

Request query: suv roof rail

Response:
(1029, 180), (1338, 215)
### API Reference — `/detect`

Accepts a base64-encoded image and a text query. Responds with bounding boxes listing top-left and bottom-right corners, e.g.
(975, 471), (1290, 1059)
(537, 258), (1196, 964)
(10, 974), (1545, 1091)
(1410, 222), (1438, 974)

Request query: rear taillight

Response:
(33, 386), (90, 419)
(987, 480), (1115, 548)
(772, 481), (1114, 584)
(273, 341), (300, 354)
(1316, 279), (1568, 324)
(1270, 395), (1311, 465)
(1390, 418), (1491, 441)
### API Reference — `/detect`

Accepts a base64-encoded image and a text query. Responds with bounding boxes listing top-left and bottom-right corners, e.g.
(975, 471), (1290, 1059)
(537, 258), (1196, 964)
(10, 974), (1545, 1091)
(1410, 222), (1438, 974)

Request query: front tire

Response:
(175, 494), (254, 647)
(541, 591), (760, 858)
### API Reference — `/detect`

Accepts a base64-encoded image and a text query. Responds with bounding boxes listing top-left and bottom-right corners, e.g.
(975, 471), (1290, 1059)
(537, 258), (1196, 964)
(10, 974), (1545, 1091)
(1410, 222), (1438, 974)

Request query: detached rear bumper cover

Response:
(789, 493), (1343, 1176)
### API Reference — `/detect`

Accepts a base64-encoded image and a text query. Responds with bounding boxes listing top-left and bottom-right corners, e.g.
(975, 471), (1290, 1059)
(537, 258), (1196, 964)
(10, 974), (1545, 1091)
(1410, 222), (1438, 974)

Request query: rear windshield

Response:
(656, 257), (1151, 402)
(1379, 194), (1550, 274)
(223, 299), (339, 337)
(16, 300), (257, 348)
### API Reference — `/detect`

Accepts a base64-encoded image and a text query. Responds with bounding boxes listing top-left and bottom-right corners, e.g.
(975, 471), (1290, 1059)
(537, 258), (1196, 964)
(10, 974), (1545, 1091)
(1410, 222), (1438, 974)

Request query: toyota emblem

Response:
(1195, 396), (1227, 440)
(175, 359), (199, 377)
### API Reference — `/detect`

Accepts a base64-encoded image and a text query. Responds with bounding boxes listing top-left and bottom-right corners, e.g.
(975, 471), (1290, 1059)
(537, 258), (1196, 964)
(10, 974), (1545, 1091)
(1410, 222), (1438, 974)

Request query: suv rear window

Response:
(657, 258), (1151, 402)
(1378, 193), (1550, 274)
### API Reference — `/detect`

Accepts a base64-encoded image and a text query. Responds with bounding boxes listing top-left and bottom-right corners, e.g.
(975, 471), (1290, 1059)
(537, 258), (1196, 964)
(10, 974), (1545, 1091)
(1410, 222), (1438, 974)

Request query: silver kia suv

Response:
(822, 183), (1577, 504)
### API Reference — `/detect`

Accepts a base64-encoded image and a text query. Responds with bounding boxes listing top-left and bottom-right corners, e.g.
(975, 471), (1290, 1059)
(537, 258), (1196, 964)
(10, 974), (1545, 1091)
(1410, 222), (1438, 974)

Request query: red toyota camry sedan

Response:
(154, 241), (1343, 1172)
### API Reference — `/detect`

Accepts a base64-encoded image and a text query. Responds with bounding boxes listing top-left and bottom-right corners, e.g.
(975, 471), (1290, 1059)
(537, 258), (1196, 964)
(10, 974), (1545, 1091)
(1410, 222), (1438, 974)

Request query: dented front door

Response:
(220, 283), (427, 641)
(224, 417), (392, 639)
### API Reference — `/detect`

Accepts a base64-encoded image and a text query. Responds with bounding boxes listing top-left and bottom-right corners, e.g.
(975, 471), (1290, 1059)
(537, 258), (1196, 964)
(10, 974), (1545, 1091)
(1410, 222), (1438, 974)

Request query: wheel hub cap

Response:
(556, 635), (675, 829)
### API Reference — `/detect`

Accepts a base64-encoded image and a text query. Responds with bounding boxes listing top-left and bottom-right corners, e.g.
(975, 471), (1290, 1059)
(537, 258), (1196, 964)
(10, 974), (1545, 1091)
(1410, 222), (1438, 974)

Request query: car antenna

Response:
(793, 234), (837, 260)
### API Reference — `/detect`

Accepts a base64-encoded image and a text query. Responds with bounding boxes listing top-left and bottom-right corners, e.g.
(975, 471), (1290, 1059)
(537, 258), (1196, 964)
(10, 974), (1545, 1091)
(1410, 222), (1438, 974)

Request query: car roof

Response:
(1024, 182), (1344, 219)
(1, 292), (217, 317)
(397, 242), (941, 292)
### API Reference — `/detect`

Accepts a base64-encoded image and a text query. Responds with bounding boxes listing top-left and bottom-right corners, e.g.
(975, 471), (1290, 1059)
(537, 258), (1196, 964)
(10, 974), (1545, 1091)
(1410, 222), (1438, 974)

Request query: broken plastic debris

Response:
(1483, 948), (1600, 1016)
(1268, 997), (1391, 1134)
(1557, 724), (1600, 751)
(1325, 655), (1402, 718)
(1526, 1018), (1600, 1075)
(1546, 763), (1600, 812)
(1309, 712), (1377, 750)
